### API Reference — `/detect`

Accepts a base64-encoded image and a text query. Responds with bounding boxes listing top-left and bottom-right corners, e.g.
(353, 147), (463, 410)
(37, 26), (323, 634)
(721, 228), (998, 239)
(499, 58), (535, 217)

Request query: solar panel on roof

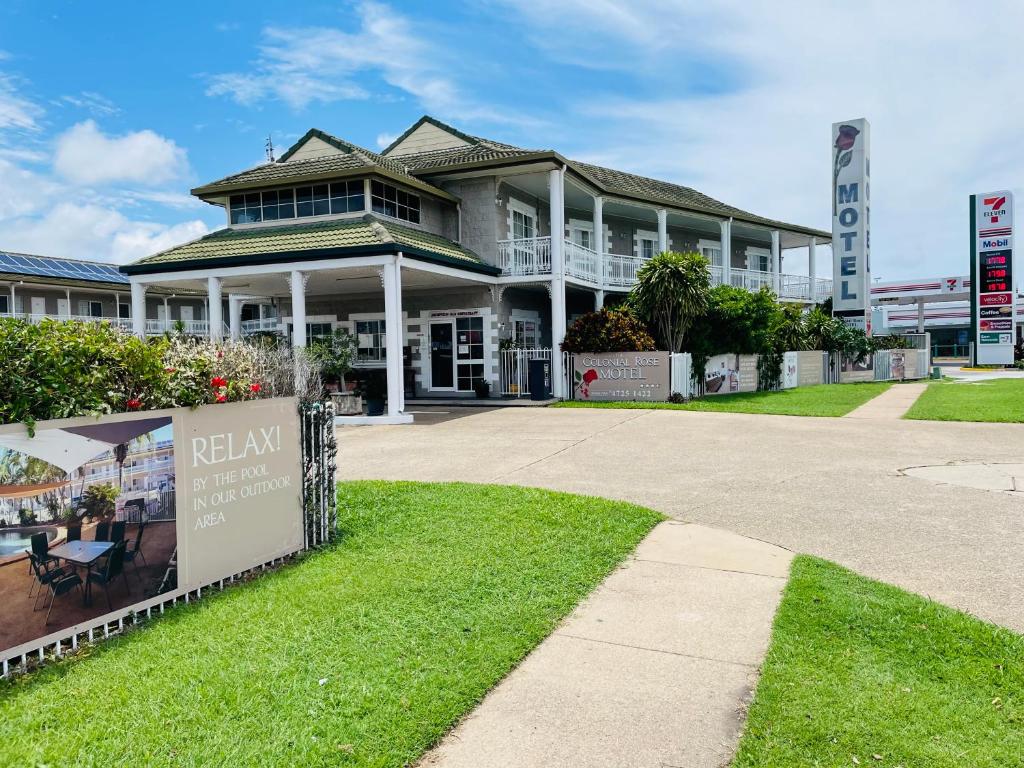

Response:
(0, 251), (129, 284)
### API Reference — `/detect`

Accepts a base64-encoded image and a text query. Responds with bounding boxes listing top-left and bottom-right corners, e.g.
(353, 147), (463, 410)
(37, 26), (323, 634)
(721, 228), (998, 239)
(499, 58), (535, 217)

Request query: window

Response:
(118, 303), (130, 319)
(641, 239), (655, 259)
(747, 247), (770, 273)
(511, 317), (539, 347)
(329, 180), (364, 214)
(699, 240), (723, 268)
(456, 316), (485, 391)
(307, 323), (333, 341)
(0, 295), (7, 314)
(78, 300), (103, 317)
(371, 180), (420, 223)
(569, 220), (594, 250)
(635, 229), (658, 260)
(355, 318), (387, 362)
(231, 180), (365, 224)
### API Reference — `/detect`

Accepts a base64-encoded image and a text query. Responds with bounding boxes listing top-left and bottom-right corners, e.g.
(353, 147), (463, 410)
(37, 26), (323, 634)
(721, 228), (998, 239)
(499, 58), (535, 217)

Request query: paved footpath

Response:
(844, 381), (928, 419)
(420, 521), (792, 768)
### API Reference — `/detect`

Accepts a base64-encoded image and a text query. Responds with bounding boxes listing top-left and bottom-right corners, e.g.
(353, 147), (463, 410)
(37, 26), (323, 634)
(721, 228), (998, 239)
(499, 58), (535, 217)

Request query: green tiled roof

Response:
(398, 144), (550, 171)
(191, 129), (454, 202)
(122, 215), (496, 275)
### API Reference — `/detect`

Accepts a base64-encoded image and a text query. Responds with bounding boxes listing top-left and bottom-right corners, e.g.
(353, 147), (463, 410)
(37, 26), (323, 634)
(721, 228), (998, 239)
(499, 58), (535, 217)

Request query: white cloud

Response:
(375, 132), (397, 150)
(206, 1), (510, 122)
(54, 120), (189, 186)
(0, 73), (41, 132)
(56, 91), (120, 117)
(1, 203), (210, 264)
(496, 0), (1024, 280)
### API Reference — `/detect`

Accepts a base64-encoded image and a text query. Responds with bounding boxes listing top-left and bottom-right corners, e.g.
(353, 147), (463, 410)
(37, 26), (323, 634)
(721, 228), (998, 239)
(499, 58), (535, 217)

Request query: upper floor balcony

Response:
(496, 236), (832, 302)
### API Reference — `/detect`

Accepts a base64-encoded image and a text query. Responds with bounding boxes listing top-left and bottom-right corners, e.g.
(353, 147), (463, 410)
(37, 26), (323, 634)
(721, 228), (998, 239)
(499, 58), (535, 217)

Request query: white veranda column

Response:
(64, 289), (72, 318)
(917, 300), (925, 333)
(808, 237), (818, 301)
(719, 219), (732, 287)
(594, 289), (604, 310)
(382, 256), (404, 417)
(657, 208), (668, 254)
(229, 296), (243, 341)
(549, 168), (567, 398)
(207, 277), (223, 342)
(130, 282), (147, 338)
(290, 270), (307, 348)
(592, 195), (604, 281)
(770, 230), (781, 293)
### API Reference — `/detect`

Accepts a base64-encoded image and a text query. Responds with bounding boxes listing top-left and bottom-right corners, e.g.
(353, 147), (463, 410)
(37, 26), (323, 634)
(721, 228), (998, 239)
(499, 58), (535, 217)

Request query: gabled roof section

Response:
(381, 115), (522, 157)
(121, 215), (498, 276)
(190, 129), (456, 202)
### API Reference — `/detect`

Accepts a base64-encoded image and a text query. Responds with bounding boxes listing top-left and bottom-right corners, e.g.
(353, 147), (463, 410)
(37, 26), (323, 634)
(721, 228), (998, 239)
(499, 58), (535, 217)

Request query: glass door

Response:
(429, 322), (454, 389)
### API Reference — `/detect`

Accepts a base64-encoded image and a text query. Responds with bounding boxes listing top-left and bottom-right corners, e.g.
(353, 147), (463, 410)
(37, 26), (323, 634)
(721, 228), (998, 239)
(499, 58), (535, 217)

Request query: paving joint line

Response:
(552, 632), (760, 670)
(631, 557), (788, 580)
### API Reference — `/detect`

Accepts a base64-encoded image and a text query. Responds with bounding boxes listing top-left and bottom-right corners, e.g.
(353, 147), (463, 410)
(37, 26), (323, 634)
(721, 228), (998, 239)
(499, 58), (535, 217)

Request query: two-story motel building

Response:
(121, 116), (832, 415)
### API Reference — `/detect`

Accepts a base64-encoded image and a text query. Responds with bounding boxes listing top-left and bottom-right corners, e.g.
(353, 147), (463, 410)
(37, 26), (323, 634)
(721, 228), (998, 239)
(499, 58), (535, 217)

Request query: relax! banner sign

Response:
(0, 398), (303, 658)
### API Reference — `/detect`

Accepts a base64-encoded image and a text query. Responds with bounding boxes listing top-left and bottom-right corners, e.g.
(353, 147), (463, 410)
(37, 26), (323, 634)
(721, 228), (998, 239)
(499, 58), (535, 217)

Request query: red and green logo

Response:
(574, 368), (598, 398)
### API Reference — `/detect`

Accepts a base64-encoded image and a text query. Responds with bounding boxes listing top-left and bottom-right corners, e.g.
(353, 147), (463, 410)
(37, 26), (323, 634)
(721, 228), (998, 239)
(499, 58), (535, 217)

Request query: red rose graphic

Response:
(832, 124), (860, 215)
(834, 124), (859, 151)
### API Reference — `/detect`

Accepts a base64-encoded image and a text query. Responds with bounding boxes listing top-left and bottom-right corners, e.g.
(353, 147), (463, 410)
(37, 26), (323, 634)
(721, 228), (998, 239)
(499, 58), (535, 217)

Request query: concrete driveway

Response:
(338, 406), (1024, 632)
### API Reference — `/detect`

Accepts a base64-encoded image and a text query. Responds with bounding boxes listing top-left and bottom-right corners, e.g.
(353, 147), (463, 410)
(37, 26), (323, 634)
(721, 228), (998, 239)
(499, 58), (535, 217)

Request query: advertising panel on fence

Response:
(704, 354), (759, 395)
(782, 352), (799, 389)
(571, 352), (670, 401)
(0, 398), (302, 657)
(840, 355), (874, 383)
(797, 351), (825, 387)
(890, 350), (906, 380)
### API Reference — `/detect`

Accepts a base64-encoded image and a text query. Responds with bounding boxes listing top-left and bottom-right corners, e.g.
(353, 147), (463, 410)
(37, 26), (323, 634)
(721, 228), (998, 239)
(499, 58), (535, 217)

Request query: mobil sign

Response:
(971, 190), (1016, 365)
(831, 118), (871, 331)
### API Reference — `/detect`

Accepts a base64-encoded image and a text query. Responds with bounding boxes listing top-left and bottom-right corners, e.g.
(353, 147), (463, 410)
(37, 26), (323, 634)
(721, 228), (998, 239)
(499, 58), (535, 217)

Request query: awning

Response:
(0, 480), (70, 500)
(0, 416), (171, 475)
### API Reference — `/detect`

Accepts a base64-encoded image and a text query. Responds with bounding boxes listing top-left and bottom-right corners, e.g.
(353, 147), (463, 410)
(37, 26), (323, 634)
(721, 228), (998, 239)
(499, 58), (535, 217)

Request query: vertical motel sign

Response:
(970, 190), (1015, 365)
(831, 118), (872, 332)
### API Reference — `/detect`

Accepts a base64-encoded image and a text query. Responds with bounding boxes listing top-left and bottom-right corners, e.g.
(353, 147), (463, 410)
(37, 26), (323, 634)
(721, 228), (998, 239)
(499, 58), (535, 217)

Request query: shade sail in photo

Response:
(0, 480), (70, 500)
(0, 417), (172, 474)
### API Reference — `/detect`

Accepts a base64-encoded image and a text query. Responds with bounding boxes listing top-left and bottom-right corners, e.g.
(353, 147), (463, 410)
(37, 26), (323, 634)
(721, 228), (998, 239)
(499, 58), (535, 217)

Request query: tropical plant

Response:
(306, 328), (358, 386)
(628, 251), (711, 352)
(79, 483), (119, 519)
(560, 307), (656, 354)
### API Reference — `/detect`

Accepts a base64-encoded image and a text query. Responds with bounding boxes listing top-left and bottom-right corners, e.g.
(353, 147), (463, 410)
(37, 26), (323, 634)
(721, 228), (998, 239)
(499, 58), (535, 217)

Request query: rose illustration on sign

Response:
(574, 368), (599, 398)
(832, 124), (859, 215)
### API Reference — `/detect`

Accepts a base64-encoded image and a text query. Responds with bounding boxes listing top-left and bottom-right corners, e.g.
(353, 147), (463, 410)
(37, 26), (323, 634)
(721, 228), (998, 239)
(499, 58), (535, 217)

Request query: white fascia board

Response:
(129, 255), (394, 285)
(401, 258), (498, 284)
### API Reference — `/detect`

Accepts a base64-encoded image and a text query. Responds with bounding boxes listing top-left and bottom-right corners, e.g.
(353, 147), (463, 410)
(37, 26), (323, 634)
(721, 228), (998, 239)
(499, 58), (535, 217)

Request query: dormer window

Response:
(371, 180), (420, 223)
(230, 179), (365, 224)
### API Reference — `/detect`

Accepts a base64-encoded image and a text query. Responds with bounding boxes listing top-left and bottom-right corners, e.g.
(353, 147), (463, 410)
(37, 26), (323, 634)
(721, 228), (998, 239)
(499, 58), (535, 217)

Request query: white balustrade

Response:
(497, 236), (551, 276)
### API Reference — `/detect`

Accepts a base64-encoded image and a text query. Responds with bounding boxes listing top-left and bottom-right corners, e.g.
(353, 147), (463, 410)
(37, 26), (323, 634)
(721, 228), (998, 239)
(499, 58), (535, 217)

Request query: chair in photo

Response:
(37, 563), (83, 625)
(29, 531), (60, 572)
(94, 521), (110, 542)
(123, 522), (148, 578)
(87, 540), (128, 611)
(66, 525), (82, 542)
(28, 552), (73, 602)
(110, 520), (126, 544)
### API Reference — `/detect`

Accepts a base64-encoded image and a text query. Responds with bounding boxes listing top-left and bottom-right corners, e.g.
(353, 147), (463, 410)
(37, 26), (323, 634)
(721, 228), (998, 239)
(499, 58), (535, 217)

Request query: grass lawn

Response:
(553, 382), (893, 417)
(734, 556), (1024, 768)
(0, 481), (662, 768)
(905, 378), (1024, 422)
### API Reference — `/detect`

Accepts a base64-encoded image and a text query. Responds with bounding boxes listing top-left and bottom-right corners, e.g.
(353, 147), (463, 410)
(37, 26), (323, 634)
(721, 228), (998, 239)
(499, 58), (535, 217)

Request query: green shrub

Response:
(561, 307), (656, 353)
(80, 483), (119, 519)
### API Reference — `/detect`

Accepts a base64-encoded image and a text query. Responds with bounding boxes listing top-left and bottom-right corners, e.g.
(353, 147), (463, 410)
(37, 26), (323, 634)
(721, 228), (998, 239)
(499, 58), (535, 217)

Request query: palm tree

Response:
(629, 251), (711, 352)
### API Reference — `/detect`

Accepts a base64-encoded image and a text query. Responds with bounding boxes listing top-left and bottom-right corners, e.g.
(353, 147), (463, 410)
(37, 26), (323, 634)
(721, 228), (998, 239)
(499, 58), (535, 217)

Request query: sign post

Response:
(831, 118), (872, 333)
(970, 191), (1015, 365)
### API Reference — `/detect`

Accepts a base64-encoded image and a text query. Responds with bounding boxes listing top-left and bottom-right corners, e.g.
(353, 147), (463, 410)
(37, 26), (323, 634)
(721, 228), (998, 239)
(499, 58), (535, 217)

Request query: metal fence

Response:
(2, 399), (339, 679)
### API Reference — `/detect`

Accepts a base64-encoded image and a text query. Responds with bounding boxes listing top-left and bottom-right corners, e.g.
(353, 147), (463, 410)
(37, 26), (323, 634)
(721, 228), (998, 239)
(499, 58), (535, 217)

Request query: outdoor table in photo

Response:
(48, 540), (114, 605)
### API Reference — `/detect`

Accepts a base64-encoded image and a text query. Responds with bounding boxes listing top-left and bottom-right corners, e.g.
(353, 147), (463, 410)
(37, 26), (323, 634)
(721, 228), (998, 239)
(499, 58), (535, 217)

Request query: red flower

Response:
(164, 367), (176, 374)
(582, 369), (599, 385)
(126, 398), (142, 410)
(215, 393), (227, 403)
(834, 124), (860, 151)
(211, 376), (227, 388)
(250, 383), (261, 394)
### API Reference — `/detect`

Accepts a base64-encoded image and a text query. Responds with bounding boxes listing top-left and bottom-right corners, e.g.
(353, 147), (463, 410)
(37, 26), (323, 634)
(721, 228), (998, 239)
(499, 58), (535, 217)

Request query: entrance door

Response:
(30, 297), (45, 317)
(57, 298), (69, 317)
(430, 322), (454, 389)
(180, 306), (194, 323)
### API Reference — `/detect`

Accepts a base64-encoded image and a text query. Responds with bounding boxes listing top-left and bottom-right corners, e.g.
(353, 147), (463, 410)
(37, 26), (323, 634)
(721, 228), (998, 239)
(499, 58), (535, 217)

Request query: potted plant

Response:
(362, 370), (387, 416)
(80, 483), (118, 523)
(473, 379), (491, 399)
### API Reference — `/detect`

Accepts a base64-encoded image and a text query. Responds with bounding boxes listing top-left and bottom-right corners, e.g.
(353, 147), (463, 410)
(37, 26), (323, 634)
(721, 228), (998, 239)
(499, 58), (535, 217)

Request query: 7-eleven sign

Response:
(983, 195), (1008, 224)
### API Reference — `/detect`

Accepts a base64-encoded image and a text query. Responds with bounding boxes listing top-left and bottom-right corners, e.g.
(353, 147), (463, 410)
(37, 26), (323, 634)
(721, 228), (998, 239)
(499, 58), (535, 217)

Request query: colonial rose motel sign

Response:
(970, 190), (1016, 365)
(831, 118), (872, 333)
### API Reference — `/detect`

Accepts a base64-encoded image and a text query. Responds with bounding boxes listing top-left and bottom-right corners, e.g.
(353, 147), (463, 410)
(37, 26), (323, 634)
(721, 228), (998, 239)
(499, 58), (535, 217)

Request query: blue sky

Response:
(1, 1), (1023, 279)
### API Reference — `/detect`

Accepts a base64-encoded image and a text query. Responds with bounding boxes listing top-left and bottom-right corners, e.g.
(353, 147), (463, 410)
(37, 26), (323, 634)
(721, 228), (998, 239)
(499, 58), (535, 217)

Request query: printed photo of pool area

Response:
(0, 416), (178, 654)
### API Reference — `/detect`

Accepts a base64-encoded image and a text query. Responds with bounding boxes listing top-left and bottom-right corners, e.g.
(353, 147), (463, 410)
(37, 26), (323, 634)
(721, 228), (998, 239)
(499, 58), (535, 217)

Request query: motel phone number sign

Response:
(972, 191), (1015, 365)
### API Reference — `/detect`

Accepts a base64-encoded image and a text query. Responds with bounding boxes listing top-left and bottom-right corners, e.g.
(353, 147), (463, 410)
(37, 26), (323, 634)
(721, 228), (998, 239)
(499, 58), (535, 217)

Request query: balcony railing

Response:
(0, 313), (234, 337)
(1, 312), (133, 329)
(497, 236), (552, 276)
(707, 265), (832, 302)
